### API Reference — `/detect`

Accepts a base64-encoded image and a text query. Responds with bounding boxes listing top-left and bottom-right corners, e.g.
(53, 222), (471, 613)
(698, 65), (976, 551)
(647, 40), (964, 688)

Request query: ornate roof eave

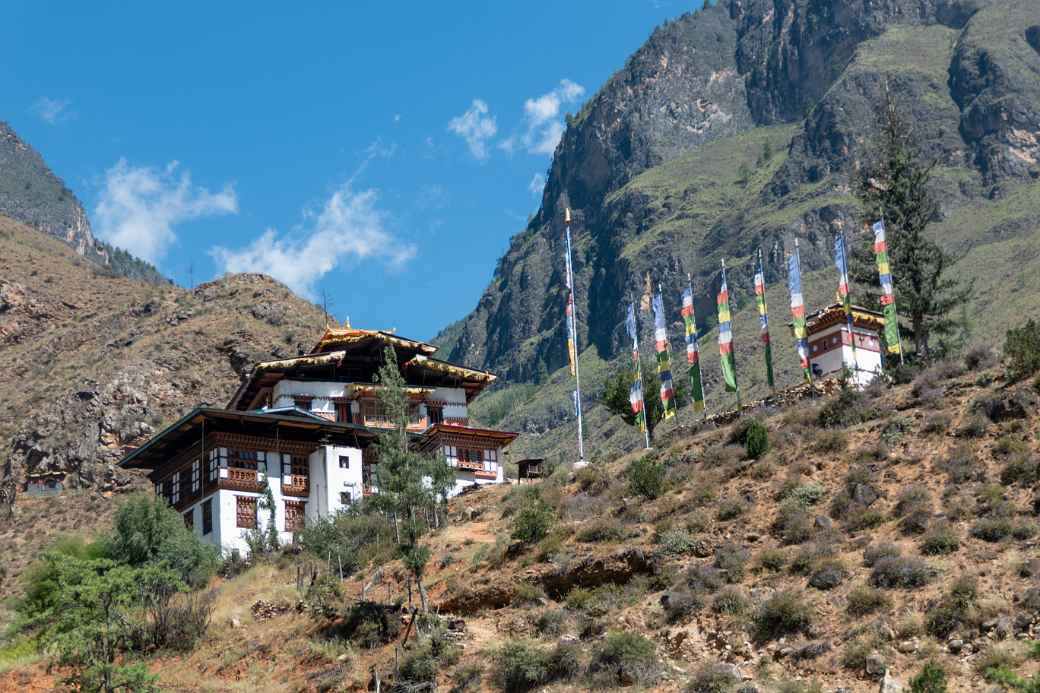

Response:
(403, 354), (497, 384)
(311, 328), (438, 356)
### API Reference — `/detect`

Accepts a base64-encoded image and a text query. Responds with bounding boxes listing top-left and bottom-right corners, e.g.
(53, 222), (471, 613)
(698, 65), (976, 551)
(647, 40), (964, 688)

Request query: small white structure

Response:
(120, 327), (517, 557)
(805, 303), (887, 388)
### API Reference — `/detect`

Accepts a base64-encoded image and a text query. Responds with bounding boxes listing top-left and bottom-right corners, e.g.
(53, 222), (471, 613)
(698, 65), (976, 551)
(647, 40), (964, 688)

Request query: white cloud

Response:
(528, 173), (546, 197)
(95, 159), (237, 265)
(32, 97), (72, 124)
(501, 79), (585, 156)
(210, 186), (416, 299)
(447, 99), (497, 160)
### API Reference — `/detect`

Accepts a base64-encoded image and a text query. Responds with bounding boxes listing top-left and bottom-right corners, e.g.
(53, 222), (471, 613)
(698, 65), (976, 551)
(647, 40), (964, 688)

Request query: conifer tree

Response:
(851, 96), (971, 361)
(370, 347), (453, 613)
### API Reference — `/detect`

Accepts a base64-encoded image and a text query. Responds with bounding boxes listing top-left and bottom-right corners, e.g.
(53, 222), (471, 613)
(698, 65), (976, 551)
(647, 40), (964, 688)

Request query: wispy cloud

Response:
(528, 173), (546, 197)
(210, 186), (416, 300)
(32, 97), (73, 124)
(95, 159), (237, 265)
(501, 79), (585, 156)
(448, 99), (497, 160)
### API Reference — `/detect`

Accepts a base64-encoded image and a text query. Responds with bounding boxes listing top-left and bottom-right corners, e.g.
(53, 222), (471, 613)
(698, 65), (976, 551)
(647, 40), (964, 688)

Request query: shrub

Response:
(965, 346), (998, 372)
(105, 493), (219, 587)
(1013, 521), (1039, 540)
(846, 506), (886, 532)
(1005, 319), (1040, 382)
(840, 638), (873, 674)
(789, 541), (835, 576)
(971, 517), (1013, 542)
(661, 588), (703, 623)
(340, 601), (403, 648)
(900, 509), (931, 536)
(957, 414), (989, 438)
(716, 497), (748, 521)
(714, 542), (749, 583)
(627, 455), (666, 500)
(894, 485), (932, 518)
(492, 640), (550, 693)
(656, 528), (697, 556)
(942, 444), (980, 484)
(811, 429), (848, 453)
(302, 574), (343, 618)
(846, 584), (889, 616)
(711, 587), (749, 616)
(774, 499), (813, 545)
(752, 590), (813, 642)
(818, 387), (876, 428)
(909, 661), (948, 693)
(744, 419), (770, 460)
(925, 576), (977, 639)
(786, 482), (826, 507)
(576, 519), (626, 543)
(920, 523), (960, 555)
(870, 556), (934, 589)
(534, 609), (566, 636)
(922, 413), (951, 435)
(687, 662), (741, 693)
(576, 465), (611, 496)
(451, 663), (484, 693)
(863, 542), (901, 567)
(512, 490), (555, 545)
(587, 631), (660, 687)
(758, 548), (786, 572)
(1001, 455), (1040, 486)
(808, 560), (846, 591)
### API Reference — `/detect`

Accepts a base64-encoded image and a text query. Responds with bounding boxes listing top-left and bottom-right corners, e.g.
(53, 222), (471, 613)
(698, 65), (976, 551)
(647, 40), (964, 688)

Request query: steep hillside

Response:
(6, 356), (1040, 692)
(0, 214), (330, 587)
(441, 0), (1040, 384)
(0, 120), (166, 284)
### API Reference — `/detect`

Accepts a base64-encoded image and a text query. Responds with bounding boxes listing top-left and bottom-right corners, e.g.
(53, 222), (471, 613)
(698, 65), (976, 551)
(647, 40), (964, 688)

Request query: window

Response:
(184, 510), (194, 529)
(207, 453), (219, 483)
(339, 455), (350, 469)
(236, 496), (257, 528)
(179, 468), (192, 502)
(171, 472), (181, 505)
(293, 396), (312, 411)
(228, 448), (258, 470)
(339, 491), (353, 506)
(360, 399), (387, 422)
(202, 499), (213, 535)
(428, 405), (444, 425)
(191, 460), (201, 493)
(284, 501), (306, 532)
(335, 401), (352, 423)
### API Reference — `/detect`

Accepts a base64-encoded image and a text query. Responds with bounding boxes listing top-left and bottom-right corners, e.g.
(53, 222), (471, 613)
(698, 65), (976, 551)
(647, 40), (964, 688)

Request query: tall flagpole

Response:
(628, 296), (652, 450)
(564, 208), (586, 466)
(836, 229), (858, 382)
(794, 239), (814, 392)
(880, 214), (906, 365)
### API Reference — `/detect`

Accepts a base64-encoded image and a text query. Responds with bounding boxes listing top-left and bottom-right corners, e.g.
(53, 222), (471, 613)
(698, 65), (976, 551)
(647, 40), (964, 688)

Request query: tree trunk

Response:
(417, 575), (429, 614)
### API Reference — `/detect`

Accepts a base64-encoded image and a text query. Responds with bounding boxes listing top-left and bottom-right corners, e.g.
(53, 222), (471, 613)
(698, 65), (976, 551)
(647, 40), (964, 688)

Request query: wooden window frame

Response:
(236, 496), (257, 529)
(284, 500), (306, 532)
(202, 498), (213, 535)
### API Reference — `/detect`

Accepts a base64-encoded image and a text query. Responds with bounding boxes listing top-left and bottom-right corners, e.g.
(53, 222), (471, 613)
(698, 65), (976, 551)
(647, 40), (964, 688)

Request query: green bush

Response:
(1005, 319), (1040, 382)
(752, 590), (814, 642)
(656, 528), (698, 556)
(869, 556), (934, 589)
(716, 497), (748, 521)
(818, 386), (876, 428)
(687, 662), (741, 692)
(744, 419), (769, 460)
(105, 493), (219, 587)
(773, 499), (813, 545)
(302, 574), (343, 618)
(920, 523), (960, 555)
(758, 548), (786, 572)
(587, 631), (660, 687)
(713, 542), (749, 583)
(971, 517), (1014, 543)
(339, 601), (403, 648)
(910, 661), (948, 693)
(925, 576), (977, 639)
(846, 584), (890, 616)
(492, 640), (551, 693)
(534, 609), (567, 636)
(450, 663), (484, 692)
(661, 588), (703, 623)
(511, 489), (555, 545)
(811, 429), (848, 453)
(576, 519), (626, 543)
(627, 455), (666, 500)
(711, 587), (749, 616)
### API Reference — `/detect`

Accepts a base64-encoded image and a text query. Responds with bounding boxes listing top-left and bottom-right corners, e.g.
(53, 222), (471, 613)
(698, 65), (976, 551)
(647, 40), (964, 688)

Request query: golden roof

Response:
(253, 351), (347, 372)
(312, 327), (438, 355)
(404, 354), (496, 383)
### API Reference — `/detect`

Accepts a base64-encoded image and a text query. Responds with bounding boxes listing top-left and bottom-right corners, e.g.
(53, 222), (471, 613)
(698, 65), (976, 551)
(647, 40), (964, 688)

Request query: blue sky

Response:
(1, 2), (686, 340)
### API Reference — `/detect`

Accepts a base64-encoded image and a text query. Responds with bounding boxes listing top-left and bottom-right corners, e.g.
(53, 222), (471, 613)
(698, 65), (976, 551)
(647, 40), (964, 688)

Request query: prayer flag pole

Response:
(563, 208), (586, 467)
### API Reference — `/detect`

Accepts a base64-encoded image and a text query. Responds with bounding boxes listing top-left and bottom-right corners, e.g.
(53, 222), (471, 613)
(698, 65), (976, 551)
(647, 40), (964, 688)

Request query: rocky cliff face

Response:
(0, 121), (166, 284)
(440, 0), (1040, 384)
(0, 216), (327, 501)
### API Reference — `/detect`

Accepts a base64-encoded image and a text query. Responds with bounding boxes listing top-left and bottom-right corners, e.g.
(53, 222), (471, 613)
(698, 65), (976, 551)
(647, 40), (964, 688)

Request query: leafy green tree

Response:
(851, 96), (971, 361)
(511, 488), (555, 544)
(369, 347), (454, 612)
(1004, 319), (1040, 382)
(37, 558), (173, 692)
(602, 359), (687, 439)
(103, 493), (218, 587)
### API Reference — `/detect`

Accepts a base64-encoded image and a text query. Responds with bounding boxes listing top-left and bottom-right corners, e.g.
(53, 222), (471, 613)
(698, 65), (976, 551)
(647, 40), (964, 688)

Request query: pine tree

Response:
(370, 347), (454, 613)
(850, 95), (971, 361)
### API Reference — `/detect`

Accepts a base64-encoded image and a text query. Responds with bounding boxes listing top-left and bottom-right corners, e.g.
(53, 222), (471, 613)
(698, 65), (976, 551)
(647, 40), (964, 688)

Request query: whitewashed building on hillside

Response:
(120, 327), (517, 556)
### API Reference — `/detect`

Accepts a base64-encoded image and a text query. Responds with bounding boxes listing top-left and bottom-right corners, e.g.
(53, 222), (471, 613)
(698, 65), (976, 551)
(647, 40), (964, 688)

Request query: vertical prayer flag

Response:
(873, 220), (902, 355)
(564, 242), (578, 376)
(717, 263), (739, 393)
(754, 250), (775, 389)
(681, 284), (705, 412)
(639, 272), (653, 314)
(652, 291), (677, 419)
(787, 245), (812, 383)
(834, 232), (858, 367)
(625, 303), (647, 432)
